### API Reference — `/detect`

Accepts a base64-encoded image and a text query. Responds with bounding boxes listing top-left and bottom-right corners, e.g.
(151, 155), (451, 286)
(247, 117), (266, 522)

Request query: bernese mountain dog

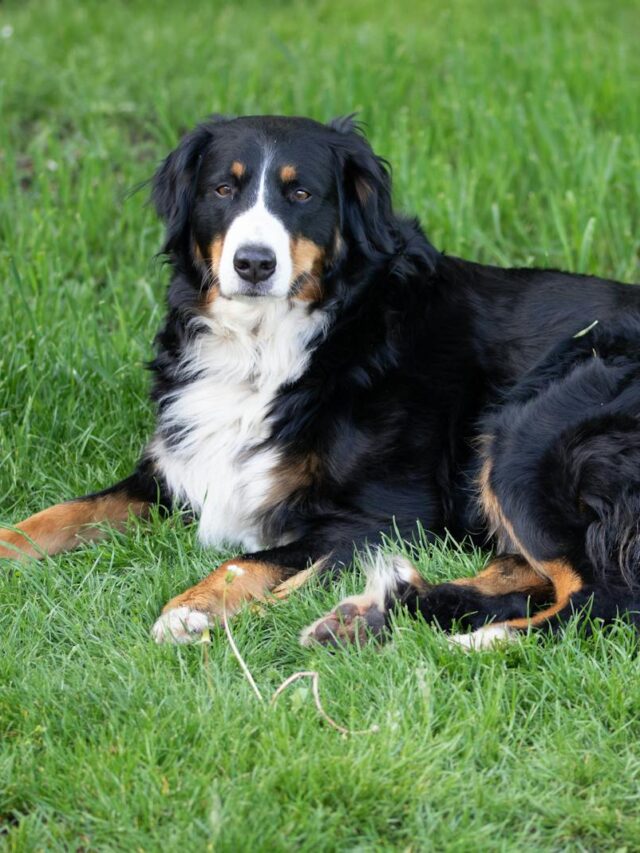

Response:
(2, 114), (639, 650)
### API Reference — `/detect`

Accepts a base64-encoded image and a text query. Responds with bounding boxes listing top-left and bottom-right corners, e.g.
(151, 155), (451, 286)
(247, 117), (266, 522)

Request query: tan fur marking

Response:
(399, 564), (429, 596)
(280, 164), (297, 182)
(290, 238), (324, 301)
(203, 283), (220, 305)
(230, 160), (245, 179)
(209, 235), (224, 273)
(479, 454), (563, 577)
(478, 454), (520, 554)
(162, 559), (290, 618)
(202, 235), (224, 305)
(267, 452), (322, 506)
(504, 560), (583, 628)
(477, 452), (549, 575)
(476, 447), (584, 630)
(452, 555), (552, 601)
(272, 560), (327, 599)
(0, 495), (148, 561)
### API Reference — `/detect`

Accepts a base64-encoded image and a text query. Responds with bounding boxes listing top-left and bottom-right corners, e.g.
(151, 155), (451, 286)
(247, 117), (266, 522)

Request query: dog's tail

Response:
(0, 460), (168, 560)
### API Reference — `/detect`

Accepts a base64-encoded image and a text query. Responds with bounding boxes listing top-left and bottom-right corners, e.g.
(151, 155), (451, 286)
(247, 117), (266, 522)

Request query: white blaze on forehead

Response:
(218, 151), (293, 298)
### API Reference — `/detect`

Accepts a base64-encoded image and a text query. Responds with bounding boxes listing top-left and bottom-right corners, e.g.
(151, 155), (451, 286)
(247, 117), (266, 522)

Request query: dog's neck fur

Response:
(195, 296), (329, 385)
(149, 296), (328, 551)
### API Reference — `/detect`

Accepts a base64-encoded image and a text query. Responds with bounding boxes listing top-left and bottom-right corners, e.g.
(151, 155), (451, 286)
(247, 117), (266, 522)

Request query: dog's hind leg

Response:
(0, 460), (166, 560)
(300, 552), (552, 647)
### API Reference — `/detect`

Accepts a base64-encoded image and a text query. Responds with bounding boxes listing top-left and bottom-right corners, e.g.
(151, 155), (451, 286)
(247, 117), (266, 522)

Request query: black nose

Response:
(233, 245), (277, 284)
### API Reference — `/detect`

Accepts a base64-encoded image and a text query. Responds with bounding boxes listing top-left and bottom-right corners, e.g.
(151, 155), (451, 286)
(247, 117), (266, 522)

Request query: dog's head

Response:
(152, 114), (397, 302)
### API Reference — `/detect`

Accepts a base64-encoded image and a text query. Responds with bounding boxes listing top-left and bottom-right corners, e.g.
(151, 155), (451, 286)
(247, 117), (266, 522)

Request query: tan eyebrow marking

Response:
(280, 164), (297, 182)
(230, 160), (246, 179)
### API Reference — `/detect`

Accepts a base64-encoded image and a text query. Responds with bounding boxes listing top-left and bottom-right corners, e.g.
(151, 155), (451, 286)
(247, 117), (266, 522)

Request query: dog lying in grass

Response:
(2, 114), (639, 649)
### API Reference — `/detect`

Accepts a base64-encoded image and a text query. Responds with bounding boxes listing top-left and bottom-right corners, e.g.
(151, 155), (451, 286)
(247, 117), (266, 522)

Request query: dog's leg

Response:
(152, 554), (303, 644)
(151, 522), (392, 644)
(300, 552), (551, 647)
(300, 552), (425, 647)
(448, 558), (583, 649)
(455, 485), (640, 648)
(453, 376), (640, 647)
(440, 449), (588, 649)
(449, 554), (553, 602)
(0, 462), (164, 560)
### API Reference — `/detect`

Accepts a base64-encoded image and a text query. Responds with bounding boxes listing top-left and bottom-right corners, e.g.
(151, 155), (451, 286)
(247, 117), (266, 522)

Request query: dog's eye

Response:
(215, 184), (233, 198)
(291, 188), (311, 203)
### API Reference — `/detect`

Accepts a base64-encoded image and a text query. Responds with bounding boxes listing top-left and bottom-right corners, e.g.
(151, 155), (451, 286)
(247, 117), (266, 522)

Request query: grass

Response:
(1, 0), (640, 849)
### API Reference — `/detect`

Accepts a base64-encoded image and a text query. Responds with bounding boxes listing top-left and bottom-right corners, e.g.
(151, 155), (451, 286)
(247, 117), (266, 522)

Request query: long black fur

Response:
(139, 114), (640, 635)
(5, 114), (637, 640)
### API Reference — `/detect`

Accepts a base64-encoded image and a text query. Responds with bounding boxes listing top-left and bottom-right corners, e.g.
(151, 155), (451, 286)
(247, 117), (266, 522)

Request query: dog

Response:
(2, 114), (639, 650)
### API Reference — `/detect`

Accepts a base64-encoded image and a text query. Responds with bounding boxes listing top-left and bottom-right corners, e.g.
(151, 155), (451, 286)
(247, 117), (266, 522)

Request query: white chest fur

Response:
(150, 297), (327, 552)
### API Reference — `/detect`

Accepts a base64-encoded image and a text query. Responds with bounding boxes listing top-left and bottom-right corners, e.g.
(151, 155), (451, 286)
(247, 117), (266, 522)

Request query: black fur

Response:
(4, 114), (638, 643)
(141, 114), (640, 637)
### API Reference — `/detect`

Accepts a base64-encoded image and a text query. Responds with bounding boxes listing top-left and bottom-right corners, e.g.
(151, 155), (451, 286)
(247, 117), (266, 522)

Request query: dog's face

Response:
(192, 117), (339, 301)
(152, 115), (397, 302)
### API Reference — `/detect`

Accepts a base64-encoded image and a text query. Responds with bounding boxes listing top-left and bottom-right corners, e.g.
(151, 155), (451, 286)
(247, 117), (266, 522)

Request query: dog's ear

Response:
(152, 116), (227, 256)
(328, 115), (397, 262)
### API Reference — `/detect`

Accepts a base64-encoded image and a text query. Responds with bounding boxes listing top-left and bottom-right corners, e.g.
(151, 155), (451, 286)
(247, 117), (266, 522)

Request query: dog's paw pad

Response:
(151, 605), (212, 645)
(300, 597), (387, 648)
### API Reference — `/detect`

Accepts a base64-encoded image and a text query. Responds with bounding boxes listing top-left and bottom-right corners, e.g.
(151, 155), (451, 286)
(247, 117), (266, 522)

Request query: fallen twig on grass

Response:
(221, 604), (264, 702)
(200, 573), (379, 736)
(270, 670), (379, 736)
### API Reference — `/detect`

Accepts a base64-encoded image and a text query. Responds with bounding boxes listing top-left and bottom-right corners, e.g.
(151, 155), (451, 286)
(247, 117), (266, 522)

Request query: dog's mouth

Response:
(217, 268), (324, 304)
(215, 274), (323, 304)
(230, 281), (283, 300)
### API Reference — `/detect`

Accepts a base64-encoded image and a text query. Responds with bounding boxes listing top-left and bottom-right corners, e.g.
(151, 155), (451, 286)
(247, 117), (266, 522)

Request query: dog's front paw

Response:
(151, 605), (212, 645)
(300, 596), (387, 648)
(151, 557), (284, 645)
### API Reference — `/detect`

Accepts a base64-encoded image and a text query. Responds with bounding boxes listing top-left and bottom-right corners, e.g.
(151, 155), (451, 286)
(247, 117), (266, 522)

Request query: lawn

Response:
(1, 0), (640, 849)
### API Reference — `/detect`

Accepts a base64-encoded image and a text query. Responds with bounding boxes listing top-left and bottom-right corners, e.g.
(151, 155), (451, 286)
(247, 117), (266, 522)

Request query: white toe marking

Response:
(448, 624), (516, 651)
(151, 605), (212, 645)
